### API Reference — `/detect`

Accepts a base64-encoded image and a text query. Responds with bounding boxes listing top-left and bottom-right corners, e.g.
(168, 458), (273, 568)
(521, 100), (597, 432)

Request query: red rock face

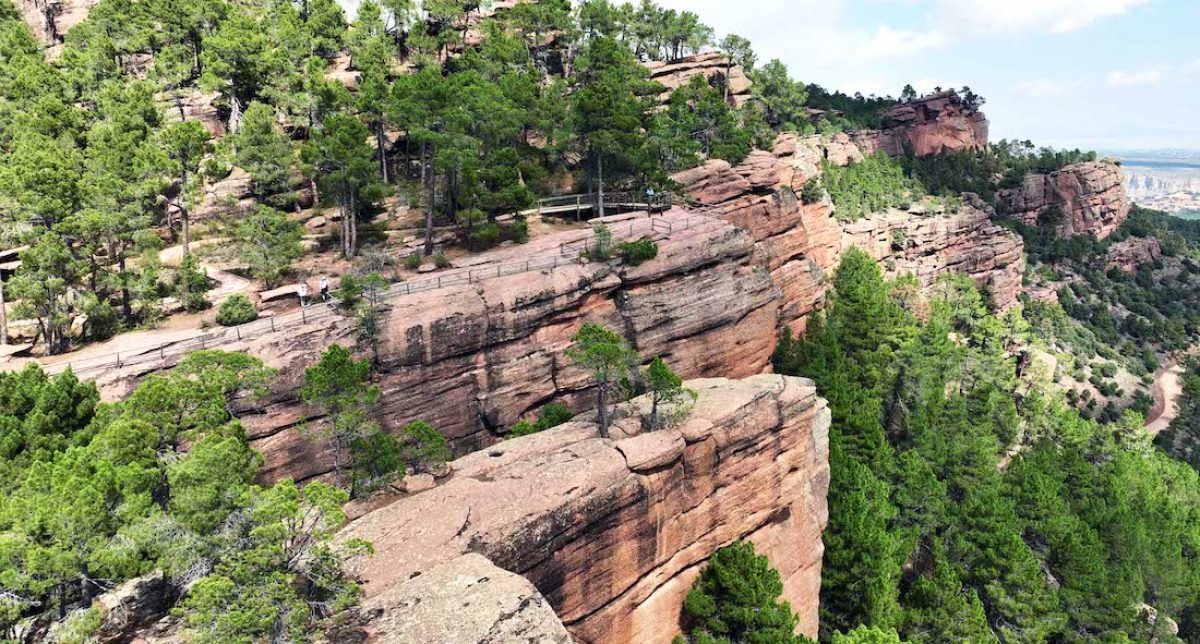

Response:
(341, 375), (831, 644)
(16, 0), (98, 44)
(671, 132), (1024, 330)
(645, 51), (754, 107)
(999, 160), (1131, 239)
(852, 92), (989, 157)
(1106, 236), (1162, 274)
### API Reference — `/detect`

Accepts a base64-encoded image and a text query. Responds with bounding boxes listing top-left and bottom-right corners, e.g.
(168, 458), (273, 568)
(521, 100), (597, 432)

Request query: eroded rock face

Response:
(841, 197), (1025, 310)
(89, 209), (780, 481)
(645, 51), (753, 107)
(351, 553), (574, 644)
(999, 160), (1131, 239)
(341, 375), (831, 644)
(671, 133), (1023, 330)
(1106, 236), (1162, 274)
(16, 0), (98, 44)
(852, 91), (989, 157)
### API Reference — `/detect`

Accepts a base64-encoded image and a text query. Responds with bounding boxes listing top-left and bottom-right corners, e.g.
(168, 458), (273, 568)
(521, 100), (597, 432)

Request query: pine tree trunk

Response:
(119, 254), (132, 322)
(425, 143), (436, 256)
(377, 125), (389, 183)
(597, 153), (605, 217)
(180, 168), (191, 258)
(596, 385), (609, 439)
(0, 277), (7, 346)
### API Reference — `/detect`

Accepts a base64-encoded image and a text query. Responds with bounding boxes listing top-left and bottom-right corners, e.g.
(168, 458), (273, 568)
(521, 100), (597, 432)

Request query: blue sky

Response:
(656, 0), (1200, 151)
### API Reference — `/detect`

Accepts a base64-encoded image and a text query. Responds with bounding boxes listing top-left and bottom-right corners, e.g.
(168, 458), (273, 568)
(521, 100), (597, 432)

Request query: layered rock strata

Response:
(645, 51), (753, 107)
(852, 91), (989, 157)
(999, 160), (1131, 239)
(341, 375), (831, 644)
(91, 209), (781, 481)
(671, 133), (1025, 329)
(1106, 236), (1162, 274)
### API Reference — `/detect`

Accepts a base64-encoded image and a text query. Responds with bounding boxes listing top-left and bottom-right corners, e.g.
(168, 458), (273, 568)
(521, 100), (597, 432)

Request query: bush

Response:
(801, 176), (825, 204)
(404, 252), (422, 270)
(506, 217), (530, 244)
(399, 420), (450, 472)
(176, 255), (210, 312)
(508, 403), (574, 439)
(468, 223), (503, 251)
(617, 239), (659, 266)
(433, 253), (452, 269)
(216, 294), (259, 326)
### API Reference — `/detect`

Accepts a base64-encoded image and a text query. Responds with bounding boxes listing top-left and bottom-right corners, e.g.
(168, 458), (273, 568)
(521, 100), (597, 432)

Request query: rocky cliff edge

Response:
(339, 374), (831, 644)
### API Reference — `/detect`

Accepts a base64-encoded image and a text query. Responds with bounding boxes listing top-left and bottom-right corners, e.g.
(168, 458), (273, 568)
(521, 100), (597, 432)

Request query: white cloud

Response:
(1105, 67), (1167, 87)
(938, 0), (1150, 34)
(1188, 59), (1200, 74)
(1014, 78), (1084, 98)
(857, 25), (946, 59)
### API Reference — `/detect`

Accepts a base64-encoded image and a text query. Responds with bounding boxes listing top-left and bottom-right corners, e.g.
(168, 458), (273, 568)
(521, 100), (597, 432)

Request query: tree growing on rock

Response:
(160, 119), (211, 258)
(301, 345), (382, 494)
(567, 323), (639, 438)
(678, 540), (813, 644)
(643, 356), (696, 430)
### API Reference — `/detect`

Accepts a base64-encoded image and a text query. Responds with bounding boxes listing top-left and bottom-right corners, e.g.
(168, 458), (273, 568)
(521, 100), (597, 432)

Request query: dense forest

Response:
(2, 0), (1200, 642)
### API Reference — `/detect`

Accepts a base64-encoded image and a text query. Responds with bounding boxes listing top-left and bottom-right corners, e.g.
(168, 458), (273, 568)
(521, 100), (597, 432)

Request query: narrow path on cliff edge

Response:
(1147, 362), (1186, 435)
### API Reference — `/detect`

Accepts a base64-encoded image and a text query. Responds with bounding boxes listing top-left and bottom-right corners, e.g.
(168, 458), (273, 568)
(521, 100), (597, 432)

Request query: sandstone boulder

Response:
(645, 51), (752, 107)
(852, 90), (989, 157)
(93, 571), (174, 643)
(353, 553), (573, 644)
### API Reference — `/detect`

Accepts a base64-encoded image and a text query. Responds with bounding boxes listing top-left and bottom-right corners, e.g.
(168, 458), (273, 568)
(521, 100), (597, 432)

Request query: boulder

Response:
(1106, 236), (1162, 273)
(352, 553), (573, 644)
(93, 571), (174, 643)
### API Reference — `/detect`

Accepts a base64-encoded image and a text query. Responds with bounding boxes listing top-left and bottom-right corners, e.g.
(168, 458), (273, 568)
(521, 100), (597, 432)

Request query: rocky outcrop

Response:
(341, 375), (831, 644)
(852, 91), (989, 157)
(999, 160), (1131, 239)
(88, 209), (781, 481)
(671, 132), (1023, 329)
(841, 196), (1025, 310)
(16, 0), (97, 44)
(352, 554), (573, 644)
(1106, 236), (1162, 273)
(645, 51), (753, 107)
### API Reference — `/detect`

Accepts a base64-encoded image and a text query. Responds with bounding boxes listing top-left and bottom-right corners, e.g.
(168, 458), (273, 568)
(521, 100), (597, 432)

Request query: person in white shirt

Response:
(319, 276), (331, 302)
(298, 281), (309, 307)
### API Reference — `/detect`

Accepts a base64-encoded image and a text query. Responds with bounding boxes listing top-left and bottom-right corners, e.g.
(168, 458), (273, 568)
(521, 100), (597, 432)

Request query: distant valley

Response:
(1110, 149), (1200, 217)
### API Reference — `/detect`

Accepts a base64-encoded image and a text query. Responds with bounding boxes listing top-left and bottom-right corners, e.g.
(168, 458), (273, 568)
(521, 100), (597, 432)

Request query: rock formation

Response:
(1106, 236), (1162, 274)
(351, 554), (573, 644)
(645, 51), (753, 107)
(999, 160), (1131, 239)
(671, 133), (1025, 330)
(852, 91), (989, 157)
(16, 0), (97, 44)
(841, 196), (1025, 310)
(341, 375), (831, 644)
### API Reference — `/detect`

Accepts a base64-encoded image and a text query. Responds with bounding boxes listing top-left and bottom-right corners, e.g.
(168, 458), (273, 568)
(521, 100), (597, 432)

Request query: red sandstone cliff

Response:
(341, 375), (831, 644)
(852, 91), (989, 157)
(671, 133), (1025, 331)
(645, 51), (754, 107)
(999, 160), (1131, 239)
(15, 0), (96, 44)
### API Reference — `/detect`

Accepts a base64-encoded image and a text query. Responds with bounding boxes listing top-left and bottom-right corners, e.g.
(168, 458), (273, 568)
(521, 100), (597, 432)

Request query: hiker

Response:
(319, 276), (331, 303)
(298, 281), (309, 307)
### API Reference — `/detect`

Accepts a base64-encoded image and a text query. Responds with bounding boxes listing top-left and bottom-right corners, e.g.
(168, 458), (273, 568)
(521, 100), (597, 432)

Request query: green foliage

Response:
(643, 356), (695, 429)
(749, 59), (811, 132)
(649, 74), (753, 171)
(232, 102), (296, 207)
(176, 254), (211, 312)
(508, 403), (574, 439)
(679, 541), (812, 644)
(567, 322), (639, 438)
(301, 345), (392, 496)
(215, 293), (259, 326)
(590, 222), (614, 261)
(775, 250), (1200, 641)
(617, 239), (659, 265)
(800, 177), (825, 205)
(234, 204), (304, 288)
(824, 153), (924, 221)
(398, 420), (450, 471)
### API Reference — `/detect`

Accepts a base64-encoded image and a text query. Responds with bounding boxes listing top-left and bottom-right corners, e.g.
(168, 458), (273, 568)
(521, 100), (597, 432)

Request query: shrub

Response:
(679, 541), (802, 642)
(801, 176), (825, 204)
(399, 421), (450, 472)
(404, 252), (422, 270)
(508, 403), (574, 439)
(506, 217), (530, 244)
(617, 239), (659, 266)
(176, 255), (210, 312)
(468, 222), (503, 251)
(434, 253), (452, 269)
(216, 294), (259, 326)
